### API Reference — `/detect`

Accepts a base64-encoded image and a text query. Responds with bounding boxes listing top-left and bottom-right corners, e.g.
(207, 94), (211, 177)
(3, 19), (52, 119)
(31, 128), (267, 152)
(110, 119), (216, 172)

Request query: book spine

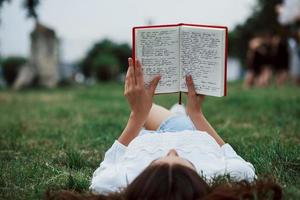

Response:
(132, 27), (136, 66)
(224, 27), (228, 96)
(179, 26), (181, 92)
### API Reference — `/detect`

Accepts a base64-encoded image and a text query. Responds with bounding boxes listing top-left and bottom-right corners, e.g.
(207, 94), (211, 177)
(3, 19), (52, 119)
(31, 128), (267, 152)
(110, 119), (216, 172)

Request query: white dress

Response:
(89, 130), (256, 194)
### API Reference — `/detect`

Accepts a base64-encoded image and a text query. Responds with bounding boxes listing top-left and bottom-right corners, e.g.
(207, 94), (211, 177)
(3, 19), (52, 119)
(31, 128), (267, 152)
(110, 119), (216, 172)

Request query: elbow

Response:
(89, 183), (98, 194)
(89, 173), (123, 194)
(89, 180), (113, 194)
(227, 163), (256, 182)
(242, 167), (256, 182)
(89, 178), (102, 194)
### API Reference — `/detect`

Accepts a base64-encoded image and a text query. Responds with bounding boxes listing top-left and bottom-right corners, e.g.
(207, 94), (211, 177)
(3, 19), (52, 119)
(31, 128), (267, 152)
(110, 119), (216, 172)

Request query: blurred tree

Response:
(0, 0), (10, 8)
(23, 0), (39, 20)
(113, 43), (131, 72)
(93, 53), (119, 81)
(229, 0), (282, 66)
(1, 56), (27, 86)
(80, 39), (131, 81)
(0, 0), (39, 22)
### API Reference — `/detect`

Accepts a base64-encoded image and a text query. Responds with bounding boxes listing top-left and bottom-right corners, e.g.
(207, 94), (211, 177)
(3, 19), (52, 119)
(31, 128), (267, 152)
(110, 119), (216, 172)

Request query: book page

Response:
(179, 26), (225, 97)
(135, 26), (180, 93)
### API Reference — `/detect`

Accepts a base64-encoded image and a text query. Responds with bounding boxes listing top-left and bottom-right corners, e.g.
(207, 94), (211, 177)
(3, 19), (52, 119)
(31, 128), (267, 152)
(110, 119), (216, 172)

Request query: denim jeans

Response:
(139, 115), (196, 136)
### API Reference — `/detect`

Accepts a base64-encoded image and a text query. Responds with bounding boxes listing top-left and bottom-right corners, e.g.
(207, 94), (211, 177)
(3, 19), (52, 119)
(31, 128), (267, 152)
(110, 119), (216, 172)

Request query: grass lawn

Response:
(0, 82), (299, 199)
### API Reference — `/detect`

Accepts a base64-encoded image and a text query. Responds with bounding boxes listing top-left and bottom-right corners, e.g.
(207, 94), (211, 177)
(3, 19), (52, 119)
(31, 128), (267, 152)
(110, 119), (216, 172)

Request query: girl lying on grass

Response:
(48, 58), (282, 200)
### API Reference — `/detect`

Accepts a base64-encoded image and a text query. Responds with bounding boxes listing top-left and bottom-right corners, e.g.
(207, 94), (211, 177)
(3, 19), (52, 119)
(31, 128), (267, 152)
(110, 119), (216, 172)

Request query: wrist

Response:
(118, 112), (145, 146)
(129, 111), (147, 125)
(188, 110), (204, 119)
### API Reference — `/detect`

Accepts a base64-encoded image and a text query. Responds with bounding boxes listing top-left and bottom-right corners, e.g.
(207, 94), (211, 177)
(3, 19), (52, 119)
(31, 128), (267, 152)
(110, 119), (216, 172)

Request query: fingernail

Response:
(186, 75), (191, 81)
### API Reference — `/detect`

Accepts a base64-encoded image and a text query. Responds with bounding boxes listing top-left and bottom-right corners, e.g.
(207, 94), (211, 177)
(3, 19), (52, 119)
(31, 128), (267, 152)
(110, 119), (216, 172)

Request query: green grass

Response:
(0, 82), (299, 199)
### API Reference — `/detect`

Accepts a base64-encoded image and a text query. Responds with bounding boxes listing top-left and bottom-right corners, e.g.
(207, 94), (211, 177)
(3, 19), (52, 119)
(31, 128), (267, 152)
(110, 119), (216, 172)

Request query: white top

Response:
(90, 130), (256, 194)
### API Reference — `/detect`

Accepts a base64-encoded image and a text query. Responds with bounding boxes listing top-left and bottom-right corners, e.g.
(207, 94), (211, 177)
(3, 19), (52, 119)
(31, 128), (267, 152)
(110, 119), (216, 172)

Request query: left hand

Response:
(124, 58), (161, 123)
(185, 75), (205, 116)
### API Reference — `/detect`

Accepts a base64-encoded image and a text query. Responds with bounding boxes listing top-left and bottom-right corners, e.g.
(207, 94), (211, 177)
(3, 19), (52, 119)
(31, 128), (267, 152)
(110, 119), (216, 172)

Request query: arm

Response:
(118, 58), (160, 146)
(91, 59), (161, 192)
(189, 112), (225, 146)
(222, 144), (256, 181)
(185, 75), (225, 146)
(90, 140), (127, 193)
(118, 113), (145, 146)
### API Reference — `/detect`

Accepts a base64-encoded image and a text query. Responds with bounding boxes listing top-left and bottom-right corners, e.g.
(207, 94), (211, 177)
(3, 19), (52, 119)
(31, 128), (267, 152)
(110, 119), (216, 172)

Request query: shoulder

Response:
(225, 160), (256, 182)
(221, 144), (256, 181)
(90, 167), (127, 194)
(89, 140), (128, 194)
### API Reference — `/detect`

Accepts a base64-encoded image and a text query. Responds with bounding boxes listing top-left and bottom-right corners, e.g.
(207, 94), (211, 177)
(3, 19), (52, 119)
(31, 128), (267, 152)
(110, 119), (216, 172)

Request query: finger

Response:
(135, 60), (144, 86)
(126, 57), (135, 86)
(124, 74), (129, 90)
(124, 72), (130, 95)
(198, 94), (205, 98)
(126, 58), (133, 79)
(186, 75), (196, 95)
(148, 75), (161, 96)
(133, 59), (141, 84)
(198, 94), (205, 101)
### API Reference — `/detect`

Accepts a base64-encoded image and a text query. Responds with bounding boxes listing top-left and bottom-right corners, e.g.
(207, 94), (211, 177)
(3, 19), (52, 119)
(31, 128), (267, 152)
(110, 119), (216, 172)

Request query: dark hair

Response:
(125, 163), (209, 200)
(45, 164), (282, 200)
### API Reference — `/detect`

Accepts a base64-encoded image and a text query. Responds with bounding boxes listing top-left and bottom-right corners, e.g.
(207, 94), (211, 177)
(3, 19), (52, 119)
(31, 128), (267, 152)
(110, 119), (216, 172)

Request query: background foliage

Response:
(1, 56), (27, 86)
(0, 0), (39, 21)
(79, 39), (131, 81)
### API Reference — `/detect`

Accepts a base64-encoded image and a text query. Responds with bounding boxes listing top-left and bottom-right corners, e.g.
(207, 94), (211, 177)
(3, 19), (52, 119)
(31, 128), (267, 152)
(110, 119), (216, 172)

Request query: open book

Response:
(132, 23), (228, 97)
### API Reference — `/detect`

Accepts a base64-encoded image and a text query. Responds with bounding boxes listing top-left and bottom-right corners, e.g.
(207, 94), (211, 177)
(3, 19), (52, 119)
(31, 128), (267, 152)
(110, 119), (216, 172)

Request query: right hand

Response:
(185, 75), (205, 116)
(124, 58), (160, 123)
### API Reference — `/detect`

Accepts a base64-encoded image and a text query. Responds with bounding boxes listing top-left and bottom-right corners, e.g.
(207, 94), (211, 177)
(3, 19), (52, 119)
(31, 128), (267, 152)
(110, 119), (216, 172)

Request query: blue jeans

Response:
(139, 115), (196, 136)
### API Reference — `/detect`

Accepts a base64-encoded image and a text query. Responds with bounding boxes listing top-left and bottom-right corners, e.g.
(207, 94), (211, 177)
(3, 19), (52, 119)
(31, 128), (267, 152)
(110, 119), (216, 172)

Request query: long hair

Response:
(124, 163), (209, 200)
(45, 164), (282, 200)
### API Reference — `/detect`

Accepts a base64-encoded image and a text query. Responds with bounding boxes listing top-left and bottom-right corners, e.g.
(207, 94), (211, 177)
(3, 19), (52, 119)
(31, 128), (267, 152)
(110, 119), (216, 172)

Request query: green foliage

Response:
(0, 0), (39, 21)
(93, 53), (119, 69)
(229, 0), (282, 65)
(22, 0), (40, 20)
(80, 39), (131, 81)
(92, 53), (120, 81)
(0, 82), (299, 199)
(113, 43), (132, 72)
(1, 56), (27, 86)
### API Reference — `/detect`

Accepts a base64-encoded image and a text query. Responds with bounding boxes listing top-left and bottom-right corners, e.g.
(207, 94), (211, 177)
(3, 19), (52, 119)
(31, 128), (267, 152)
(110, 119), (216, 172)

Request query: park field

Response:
(0, 82), (299, 199)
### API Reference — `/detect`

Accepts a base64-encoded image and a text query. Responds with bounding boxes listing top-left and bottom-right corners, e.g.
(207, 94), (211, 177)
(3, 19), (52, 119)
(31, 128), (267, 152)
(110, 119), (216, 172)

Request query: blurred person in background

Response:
(271, 29), (290, 86)
(277, 0), (300, 85)
(244, 33), (273, 88)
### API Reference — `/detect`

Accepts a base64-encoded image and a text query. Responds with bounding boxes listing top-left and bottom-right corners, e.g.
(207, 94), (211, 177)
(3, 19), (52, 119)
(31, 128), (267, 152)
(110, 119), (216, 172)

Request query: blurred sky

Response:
(0, 0), (254, 63)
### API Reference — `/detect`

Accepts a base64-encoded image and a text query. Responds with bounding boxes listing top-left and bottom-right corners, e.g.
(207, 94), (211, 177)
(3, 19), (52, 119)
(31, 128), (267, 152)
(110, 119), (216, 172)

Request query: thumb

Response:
(186, 75), (196, 95)
(148, 75), (161, 95)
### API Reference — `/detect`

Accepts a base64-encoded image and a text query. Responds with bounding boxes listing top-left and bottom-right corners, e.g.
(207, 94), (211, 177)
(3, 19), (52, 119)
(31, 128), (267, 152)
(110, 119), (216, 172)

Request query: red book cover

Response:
(132, 23), (228, 96)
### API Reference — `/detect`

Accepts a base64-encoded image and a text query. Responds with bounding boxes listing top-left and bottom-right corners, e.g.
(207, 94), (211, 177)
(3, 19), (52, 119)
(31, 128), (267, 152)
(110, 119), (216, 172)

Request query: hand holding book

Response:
(185, 75), (205, 116)
(124, 58), (160, 124)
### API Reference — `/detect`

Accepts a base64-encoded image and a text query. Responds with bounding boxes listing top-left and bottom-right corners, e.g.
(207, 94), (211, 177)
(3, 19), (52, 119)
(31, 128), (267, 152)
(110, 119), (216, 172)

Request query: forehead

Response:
(152, 156), (195, 169)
